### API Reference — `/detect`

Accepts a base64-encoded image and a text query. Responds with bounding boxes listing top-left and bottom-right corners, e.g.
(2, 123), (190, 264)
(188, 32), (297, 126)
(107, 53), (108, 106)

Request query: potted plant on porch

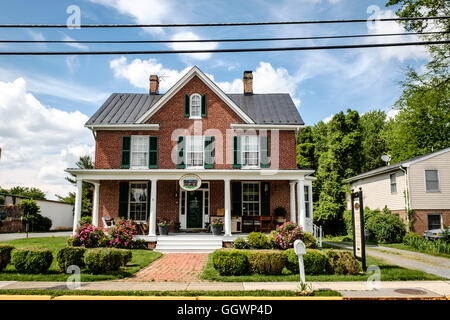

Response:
(210, 219), (224, 236)
(157, 220), (171, 235)
(274, 206), (287, 224)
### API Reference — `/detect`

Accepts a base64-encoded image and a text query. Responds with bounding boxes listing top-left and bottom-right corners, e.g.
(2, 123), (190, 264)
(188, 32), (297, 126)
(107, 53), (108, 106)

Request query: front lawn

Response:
(0, 236), (161, 281)
(201, 250), (443, 282)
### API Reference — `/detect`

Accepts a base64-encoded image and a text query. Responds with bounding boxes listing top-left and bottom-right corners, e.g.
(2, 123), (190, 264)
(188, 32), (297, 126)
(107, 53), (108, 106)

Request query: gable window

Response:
(190, 94), (201, 119)
(242, 136), (259, 167)
(425, 170), (440, 192)
(186, 135), (203, 168)
(427, 214), (442, 230)
(242, 182), (260, 216)
(390, 173), (397, 194)
(131, 136), (148, 168)
(129, 182), (148, 222)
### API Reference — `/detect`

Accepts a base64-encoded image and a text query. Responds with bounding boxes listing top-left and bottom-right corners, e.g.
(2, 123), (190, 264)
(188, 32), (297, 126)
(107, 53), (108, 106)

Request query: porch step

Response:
(155, 237), (223, 253)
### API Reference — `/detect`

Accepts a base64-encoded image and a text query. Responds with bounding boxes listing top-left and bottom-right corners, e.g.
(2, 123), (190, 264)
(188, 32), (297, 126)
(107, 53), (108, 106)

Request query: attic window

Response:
(190, 94), (201, 119)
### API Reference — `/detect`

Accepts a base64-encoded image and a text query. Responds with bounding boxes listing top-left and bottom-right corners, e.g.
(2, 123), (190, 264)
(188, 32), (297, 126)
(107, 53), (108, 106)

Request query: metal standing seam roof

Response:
(85, 93), (304, 126)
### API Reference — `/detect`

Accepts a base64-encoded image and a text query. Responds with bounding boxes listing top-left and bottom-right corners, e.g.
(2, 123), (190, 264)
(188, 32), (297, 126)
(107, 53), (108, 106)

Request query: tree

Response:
(56, 155), (94, 217)
(0, 186), (46, 200)
(360, 110), (388, 172)
(296, 126), (316, 169)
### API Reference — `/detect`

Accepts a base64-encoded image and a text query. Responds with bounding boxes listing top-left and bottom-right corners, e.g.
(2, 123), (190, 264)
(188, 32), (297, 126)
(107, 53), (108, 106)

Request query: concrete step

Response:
(155, 248), (218, 253)
(155, 237), (223, 253)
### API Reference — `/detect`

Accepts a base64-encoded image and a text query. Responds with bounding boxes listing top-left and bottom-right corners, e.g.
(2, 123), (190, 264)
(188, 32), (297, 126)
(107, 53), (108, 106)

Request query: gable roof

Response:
(85, 66), (304, 127)
(344, 147), (450, 183)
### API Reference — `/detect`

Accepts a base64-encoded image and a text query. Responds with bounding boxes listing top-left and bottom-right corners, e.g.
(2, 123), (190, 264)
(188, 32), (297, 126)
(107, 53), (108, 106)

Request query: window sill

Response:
(426, 190), (441, 193)
(242, 166), (260, 170)
(189, 116), (202, 120)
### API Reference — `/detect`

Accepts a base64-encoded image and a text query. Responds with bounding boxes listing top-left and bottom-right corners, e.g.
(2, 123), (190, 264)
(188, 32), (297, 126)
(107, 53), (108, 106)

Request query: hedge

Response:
(11, 248), (53, 274)
(117, 249), (133, 266)
(212, 249), (249, 276)
(247, 250), (286, 275)
(56, 246), (87, 272)
(84, 248), (123, 274)
(326, 250), (360, 275)
(285, 249), (328, 275)
(0, 245), (14, 272)
(246, 232), (269, 249)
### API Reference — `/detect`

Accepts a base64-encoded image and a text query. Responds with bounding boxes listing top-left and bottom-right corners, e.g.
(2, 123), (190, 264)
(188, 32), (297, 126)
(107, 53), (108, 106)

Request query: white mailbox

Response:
(294, 240), (306, 284)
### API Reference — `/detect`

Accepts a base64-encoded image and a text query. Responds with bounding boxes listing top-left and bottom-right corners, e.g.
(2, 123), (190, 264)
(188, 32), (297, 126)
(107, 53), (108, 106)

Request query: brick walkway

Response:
(124, 253), (209, 282)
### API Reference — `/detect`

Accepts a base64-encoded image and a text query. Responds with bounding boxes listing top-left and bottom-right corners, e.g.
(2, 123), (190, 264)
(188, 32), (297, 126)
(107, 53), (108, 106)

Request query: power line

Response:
(0, 40), (447, 55)
(0, 31), (447, 44)
(0, 16), (448, 28)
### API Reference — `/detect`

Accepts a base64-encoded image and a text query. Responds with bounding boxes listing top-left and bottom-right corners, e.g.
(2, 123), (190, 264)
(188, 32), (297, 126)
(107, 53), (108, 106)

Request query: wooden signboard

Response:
(216, 208), (224, 216)
(351, 188), (366, 271)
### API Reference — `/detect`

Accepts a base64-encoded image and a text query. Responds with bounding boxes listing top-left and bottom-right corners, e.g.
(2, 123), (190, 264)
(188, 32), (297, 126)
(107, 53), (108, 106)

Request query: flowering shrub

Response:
(73, 224), (106, 248)
(108, 219), (136, 249)
(273, 222), (304, 250)
(210, 219), (224, 226)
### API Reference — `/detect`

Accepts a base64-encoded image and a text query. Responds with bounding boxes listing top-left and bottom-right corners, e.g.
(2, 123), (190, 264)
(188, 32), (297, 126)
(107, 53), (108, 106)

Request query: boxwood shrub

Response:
(232, 237), (249, 249)
(303, 232), (317, 249)
(285, 249), (328, 275)
(0, 244), (14, 272)
(212, 249), (249, 276)
(117, 249), (133, 266)
(246, 232), (269, 249)
(326, 250), (360, 275)
(56, 246), (87, 272)
(247, 250), (286, 275)
(84, 248), (123, 274)
(11, 248), (53, 274)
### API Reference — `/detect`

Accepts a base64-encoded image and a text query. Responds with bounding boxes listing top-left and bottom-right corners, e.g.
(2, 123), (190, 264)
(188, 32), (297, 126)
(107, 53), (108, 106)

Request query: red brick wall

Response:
(98, 180), (119, 221)
(411, 209), (450, 235)
(94, 75), (297, 170)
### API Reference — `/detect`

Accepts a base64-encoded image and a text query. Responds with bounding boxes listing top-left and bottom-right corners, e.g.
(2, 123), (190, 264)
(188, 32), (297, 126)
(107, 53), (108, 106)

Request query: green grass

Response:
(0, 236), (162, 281)
(382, 243), (450, 259)
(201, 250), (443, 282)
(0, 289), (341, 297)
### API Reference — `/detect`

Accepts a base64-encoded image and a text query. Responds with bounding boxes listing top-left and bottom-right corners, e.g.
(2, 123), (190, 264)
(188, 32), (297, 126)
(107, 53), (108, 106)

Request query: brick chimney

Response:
(149, 75), (159, 94)
(243, 71), (253, 95)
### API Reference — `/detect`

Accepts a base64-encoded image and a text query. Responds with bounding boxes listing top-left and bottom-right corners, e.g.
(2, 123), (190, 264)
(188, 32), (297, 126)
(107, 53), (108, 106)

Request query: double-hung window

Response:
(129, 182), (148, 222)
(242, 182), (260, 216)
(242, 136), (259, 167)
(425, 170), (440, 192)
(186, 136), (203, 168)
(390, 173), (397, 194)
(427, 214), (442, 230)
(190, 94), (201, 119)
(131, 136), (148, 168)
(304, 186), (310, 218)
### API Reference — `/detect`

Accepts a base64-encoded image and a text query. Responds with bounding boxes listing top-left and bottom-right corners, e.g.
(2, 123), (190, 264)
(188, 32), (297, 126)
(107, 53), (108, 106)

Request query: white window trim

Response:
(179, 182), (210, 229)
(186, 135), (204, 169)
(128, 181), (148, 223)
(390, 173), (397, 194)
(241, 135), (260, 169)
(424, 169), (440, 193)
(130, 135), (149, 169)
(241, 181), (261, 216)
(304, 185), (311, 218)
(189, 93), (202, 119)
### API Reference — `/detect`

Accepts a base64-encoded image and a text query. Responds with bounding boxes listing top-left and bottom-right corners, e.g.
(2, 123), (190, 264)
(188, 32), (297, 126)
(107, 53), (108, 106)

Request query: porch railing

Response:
(312, 223), (323, 248)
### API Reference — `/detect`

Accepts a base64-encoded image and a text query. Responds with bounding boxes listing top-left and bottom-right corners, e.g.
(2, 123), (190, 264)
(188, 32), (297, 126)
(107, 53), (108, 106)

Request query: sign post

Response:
(351, 188), (366, 271)
(294, 239), (306, 284)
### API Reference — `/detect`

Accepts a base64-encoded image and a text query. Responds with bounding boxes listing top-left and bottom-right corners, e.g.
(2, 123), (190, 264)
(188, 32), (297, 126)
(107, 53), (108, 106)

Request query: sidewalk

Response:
(0, 232), (72, 241)
(1, 280), (449, 298)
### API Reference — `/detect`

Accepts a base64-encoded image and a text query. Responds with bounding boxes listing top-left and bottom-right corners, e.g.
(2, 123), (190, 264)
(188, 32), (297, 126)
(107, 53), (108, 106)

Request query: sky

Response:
(0, 0), (431, 199)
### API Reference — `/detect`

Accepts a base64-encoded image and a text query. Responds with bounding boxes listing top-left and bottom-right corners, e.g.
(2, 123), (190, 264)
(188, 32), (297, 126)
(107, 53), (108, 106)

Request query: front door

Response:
(186, 191), (203, 228)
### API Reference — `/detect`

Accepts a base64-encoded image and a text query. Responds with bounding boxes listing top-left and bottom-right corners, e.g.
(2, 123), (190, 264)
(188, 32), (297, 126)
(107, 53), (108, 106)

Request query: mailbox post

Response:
(294, 239), (306, 284)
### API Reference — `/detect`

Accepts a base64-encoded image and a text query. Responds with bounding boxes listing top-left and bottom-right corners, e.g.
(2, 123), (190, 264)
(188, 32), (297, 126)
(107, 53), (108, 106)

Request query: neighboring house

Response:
(0, 193), (74, 231)
(66, 67), (315, 249)
(345, 147), (450, 235)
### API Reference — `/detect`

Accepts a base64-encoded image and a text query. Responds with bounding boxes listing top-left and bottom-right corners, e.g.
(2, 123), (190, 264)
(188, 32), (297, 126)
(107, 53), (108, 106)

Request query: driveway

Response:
(0, 231), (72, 241)
(325, 241), (450, 279)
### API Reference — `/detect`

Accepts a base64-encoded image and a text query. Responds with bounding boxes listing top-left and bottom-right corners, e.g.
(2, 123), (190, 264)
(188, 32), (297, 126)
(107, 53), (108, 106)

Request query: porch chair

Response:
(102, 216), (115, 229)
(259, 216), (273, 233)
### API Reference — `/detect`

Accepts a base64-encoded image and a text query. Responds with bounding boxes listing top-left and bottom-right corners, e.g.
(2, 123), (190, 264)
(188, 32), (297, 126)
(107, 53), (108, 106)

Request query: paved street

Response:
(0, 232), (72, 241)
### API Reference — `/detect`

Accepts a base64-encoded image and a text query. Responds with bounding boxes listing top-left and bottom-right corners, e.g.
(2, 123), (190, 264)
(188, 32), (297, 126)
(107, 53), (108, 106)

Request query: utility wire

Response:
(0, 31), (447, 44)
(0, 16), (448, 28)
(0, 40), (447, 55)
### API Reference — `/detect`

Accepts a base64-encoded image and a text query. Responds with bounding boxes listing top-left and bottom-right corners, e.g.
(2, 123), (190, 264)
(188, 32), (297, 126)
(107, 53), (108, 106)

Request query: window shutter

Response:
(176, 136), (186, 169)
(201, 94), (207, 118)
(184, 94), (190, 118)
(118, 182), (129, 219)
(146, 181), (151, 222)
(233, 136), (241, 169)
(261, 182), (270, 216)
(260, 135), (270, 168)
(232, 182), (242, 216)
(204, 136), (214, 169)
(148, 136), (158, 168)
(121, 136), (131, 169)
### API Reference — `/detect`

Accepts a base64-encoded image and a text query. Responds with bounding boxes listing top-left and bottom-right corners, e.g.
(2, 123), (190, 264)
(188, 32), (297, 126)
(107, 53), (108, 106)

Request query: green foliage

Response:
(19, 199), (39, 216)
(130, 239), (148, 250)
(296, 126), (316, 169)
(343, 210), (353, 235)
(272, 222), (305, 250)
(403, 232), (423, 245)
(3, 186), (46, 200)
(274, 206), (287, 218)
(19, 199), (52, 232)
(326, 250), (360, 275)
(360, 110), (388, 172)
(11, 248), (53, 274)
(247, 250), (286, 275)
(232, 237), (249, 249)
(303, 232), (317, 249)
(212, 249), (249, 276)
(404, 237), (450, 255)
(246, 232), (269, 249)
(365, 208), (406, 243)
(285, 249), (328, 275)
(116, 249), (133, 266)
(56, 246), (87, 272)
(80, 216), (92, 226)
(72, 224), (107, 248)
(84, 248), (123, 274)
(268, 230), (278, 249)
(0, 245), (14, 272)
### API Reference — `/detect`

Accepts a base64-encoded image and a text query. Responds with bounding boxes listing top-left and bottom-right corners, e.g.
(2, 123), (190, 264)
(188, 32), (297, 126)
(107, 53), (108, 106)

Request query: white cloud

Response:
(386, 109), (400, 120)
(323, 114), (334, 123)
(169, 31), (218, 61)
(0, 78), (94, 199)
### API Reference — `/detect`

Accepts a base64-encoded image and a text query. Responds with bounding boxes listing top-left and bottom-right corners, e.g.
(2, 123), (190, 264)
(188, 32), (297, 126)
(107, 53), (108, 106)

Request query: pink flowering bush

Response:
(108, 219), (136, 249)
(72, 224), (107, 248)
(273, 222), (304, 250)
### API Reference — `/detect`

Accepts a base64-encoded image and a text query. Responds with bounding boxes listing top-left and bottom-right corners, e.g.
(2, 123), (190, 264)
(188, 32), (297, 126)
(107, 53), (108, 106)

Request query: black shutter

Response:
(261, 182), (270, 216)
(118, 182), (129, 219)
(204, 136), (214, 169)
(232, 182), (242, 216)
(148, 136), (158, 168)
(233, 136), (241, 169)
(121, 136), (131, 168)
(184, 94), (190, 118)
(176, 136), (186, 169)
(201, 94), (207, 118)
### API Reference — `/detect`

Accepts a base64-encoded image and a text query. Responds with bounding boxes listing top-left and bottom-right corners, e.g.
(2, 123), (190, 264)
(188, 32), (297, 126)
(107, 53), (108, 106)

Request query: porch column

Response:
(224, 178), (231, 236)
(73, 179), (82, 235)
(92, 182), (100, 227)
(289, 181), (296, 223)
(148, 179), (158, 237)
(296, 179), (306, 229)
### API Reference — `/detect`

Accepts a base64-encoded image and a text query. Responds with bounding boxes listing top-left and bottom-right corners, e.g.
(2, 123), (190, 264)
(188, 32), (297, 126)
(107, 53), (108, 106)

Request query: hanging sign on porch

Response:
(179, 174), (202, 191)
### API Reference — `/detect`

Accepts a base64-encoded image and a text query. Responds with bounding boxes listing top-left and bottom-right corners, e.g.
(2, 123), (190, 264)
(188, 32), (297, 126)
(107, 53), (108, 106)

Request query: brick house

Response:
(67, 67), (315, 249)
(345, 147), (450, 235)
